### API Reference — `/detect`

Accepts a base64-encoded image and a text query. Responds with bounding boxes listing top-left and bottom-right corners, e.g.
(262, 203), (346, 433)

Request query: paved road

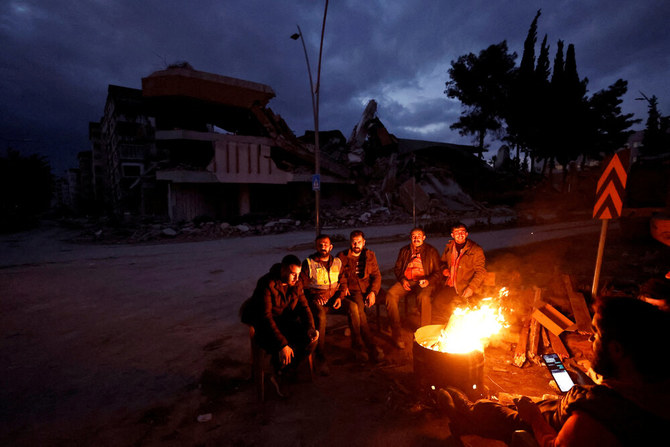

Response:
(0, 219), (602, 444)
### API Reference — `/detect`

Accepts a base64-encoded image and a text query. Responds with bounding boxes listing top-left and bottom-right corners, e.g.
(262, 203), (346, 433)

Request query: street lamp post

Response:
(291, 0), (329, 236)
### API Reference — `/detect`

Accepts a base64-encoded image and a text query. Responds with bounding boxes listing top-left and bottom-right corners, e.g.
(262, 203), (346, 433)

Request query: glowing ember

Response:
(422, 288), (509, 354)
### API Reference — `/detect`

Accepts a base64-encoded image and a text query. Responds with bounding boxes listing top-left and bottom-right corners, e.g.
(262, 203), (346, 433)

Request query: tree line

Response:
(445, 9), (668, 177)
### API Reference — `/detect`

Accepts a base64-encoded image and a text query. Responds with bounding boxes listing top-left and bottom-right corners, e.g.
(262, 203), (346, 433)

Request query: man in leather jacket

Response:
(385, 227), (441, 349)
(240, 255), (318, 394)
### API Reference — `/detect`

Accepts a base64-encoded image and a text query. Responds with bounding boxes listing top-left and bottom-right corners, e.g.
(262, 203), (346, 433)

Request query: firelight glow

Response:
(423, 288), (509, 354)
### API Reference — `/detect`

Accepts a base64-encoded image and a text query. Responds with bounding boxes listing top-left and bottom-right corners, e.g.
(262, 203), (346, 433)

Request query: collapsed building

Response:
(86, 64), (352, 223)
(83, 64), (499, 227)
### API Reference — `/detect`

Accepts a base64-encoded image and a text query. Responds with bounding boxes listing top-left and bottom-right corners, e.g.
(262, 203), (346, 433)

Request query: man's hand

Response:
(419, 279), (429, 288)
(332, 297), (342, 309)
(515, 396), (543, 423)
(565, 362), (595, 386)
(401, 279), (412, 291)
(461, 287), (474, 299)
(366, 291), (376, 307)
(343, 287), (350, 297)
(310, 330), (319, 342)
(279, 345), (294, 366)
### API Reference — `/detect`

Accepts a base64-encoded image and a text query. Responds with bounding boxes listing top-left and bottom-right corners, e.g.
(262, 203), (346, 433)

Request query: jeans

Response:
(385, 280), (434, 337)
(308, 297), (353, 358)
(344, 290), (377, 349)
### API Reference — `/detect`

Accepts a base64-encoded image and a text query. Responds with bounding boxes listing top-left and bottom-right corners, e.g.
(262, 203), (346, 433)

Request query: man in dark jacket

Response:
(338, 230), (385, 362)
(385, 227), (442, 348)
(438, 297), (670, 446)
(436, 222), (487, 322)
(240, 255), (318, 384)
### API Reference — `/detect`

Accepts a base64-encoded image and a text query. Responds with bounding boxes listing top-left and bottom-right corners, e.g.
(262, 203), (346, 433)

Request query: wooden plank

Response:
(548, 331), (570, 360)
(563, 275), (592, 332)
(532, 303), (576, 335)
(513, 318), (530, 368)
(528, 317), (542, 364)
(541, 326), (551, 349)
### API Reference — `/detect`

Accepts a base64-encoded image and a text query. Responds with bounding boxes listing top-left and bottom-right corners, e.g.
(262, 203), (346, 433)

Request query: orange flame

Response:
(423, 288), (509, 354)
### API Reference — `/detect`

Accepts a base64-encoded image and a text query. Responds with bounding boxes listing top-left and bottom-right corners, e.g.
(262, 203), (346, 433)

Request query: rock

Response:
(162, 228), (177, 237)
(220, 222), (231, 230)
(236, 224), (250, 232)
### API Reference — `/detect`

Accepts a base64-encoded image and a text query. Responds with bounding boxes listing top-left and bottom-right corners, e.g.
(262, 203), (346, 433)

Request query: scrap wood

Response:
(528, 317), (542, 364)
(532, 286), (542, 308)
(532, 303), (575, 335)
(562, 275), (592, 333)
(541, 326), (551, 349)
(548, 331), (570, 360)
(513, 318), (530, 368)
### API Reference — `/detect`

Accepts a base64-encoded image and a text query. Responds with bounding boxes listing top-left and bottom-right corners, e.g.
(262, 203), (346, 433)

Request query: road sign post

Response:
(591, 151), (628, 297)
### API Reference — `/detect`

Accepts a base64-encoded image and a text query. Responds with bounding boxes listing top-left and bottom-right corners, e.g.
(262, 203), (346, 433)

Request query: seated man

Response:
(300, 234), (351, 374)
(438, 296), (670, 446)
(385, 227), (442, 349)
(337, 230), (385, 362)
(240, 254), (318, 396)
(435, 222), (486, 322)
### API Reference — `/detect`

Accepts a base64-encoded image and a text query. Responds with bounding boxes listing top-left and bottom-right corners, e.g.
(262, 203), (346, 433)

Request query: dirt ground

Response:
(1, 218), (668, 447)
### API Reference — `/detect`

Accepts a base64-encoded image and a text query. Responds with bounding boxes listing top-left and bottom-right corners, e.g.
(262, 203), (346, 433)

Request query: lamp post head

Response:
(290, 33), (301, 40)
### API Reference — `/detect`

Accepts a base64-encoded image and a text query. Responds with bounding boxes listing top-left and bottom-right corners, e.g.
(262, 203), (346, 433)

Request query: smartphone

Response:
(542, 353), (575, 393)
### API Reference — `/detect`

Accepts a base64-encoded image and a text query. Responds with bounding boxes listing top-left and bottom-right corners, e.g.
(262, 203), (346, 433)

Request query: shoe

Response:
(316, 357), (330, 376)
(269, 374), (289, 398)
(444, 386), (472, 412)
(436, 388), (458, 417)
(370, 345), (385, 362)
(354, 349), (369, 362)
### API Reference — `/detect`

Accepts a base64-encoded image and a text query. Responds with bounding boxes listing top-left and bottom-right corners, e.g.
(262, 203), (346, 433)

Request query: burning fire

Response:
(422, 288), (509, 354)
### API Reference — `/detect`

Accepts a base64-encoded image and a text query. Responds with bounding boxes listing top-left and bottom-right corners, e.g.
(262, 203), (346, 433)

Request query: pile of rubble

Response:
(65, 197), (517, 245)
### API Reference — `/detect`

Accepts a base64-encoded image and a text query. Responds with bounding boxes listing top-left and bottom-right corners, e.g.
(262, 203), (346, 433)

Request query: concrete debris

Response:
(161, 228), (177, 237)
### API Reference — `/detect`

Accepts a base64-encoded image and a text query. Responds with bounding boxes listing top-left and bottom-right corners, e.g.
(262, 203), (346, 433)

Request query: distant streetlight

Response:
(291, 0), (329, 236)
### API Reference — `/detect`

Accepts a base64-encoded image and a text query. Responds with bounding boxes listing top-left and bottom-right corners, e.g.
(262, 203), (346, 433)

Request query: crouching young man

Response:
(240, 255), (318, 397)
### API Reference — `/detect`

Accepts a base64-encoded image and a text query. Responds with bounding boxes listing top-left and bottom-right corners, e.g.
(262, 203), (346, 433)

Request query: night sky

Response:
(1, 0), (668, 174)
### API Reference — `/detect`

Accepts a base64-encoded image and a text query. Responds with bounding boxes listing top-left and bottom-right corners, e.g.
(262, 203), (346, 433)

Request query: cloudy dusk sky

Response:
(1, 0), (668, 173)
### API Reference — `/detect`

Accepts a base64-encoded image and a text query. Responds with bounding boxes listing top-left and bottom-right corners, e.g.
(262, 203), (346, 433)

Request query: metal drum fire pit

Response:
(413, 324), (485, 400)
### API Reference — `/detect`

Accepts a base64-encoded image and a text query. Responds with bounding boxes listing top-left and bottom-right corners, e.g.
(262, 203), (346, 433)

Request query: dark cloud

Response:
(1, 0), (668, 174)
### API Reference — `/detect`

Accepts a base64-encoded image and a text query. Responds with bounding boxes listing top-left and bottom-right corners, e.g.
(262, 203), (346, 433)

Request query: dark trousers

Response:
(308, 298), (353, 358)
(385, 281), (434, 336)
(344, 290), (377, 349)
(451, 399), (532, 444)
(432, 285), (461, 325)
(254, 315), (317, 373)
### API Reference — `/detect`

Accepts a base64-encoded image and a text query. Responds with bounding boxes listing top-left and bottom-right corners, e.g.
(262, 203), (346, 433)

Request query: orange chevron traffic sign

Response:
(593, 152), (628, 219)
